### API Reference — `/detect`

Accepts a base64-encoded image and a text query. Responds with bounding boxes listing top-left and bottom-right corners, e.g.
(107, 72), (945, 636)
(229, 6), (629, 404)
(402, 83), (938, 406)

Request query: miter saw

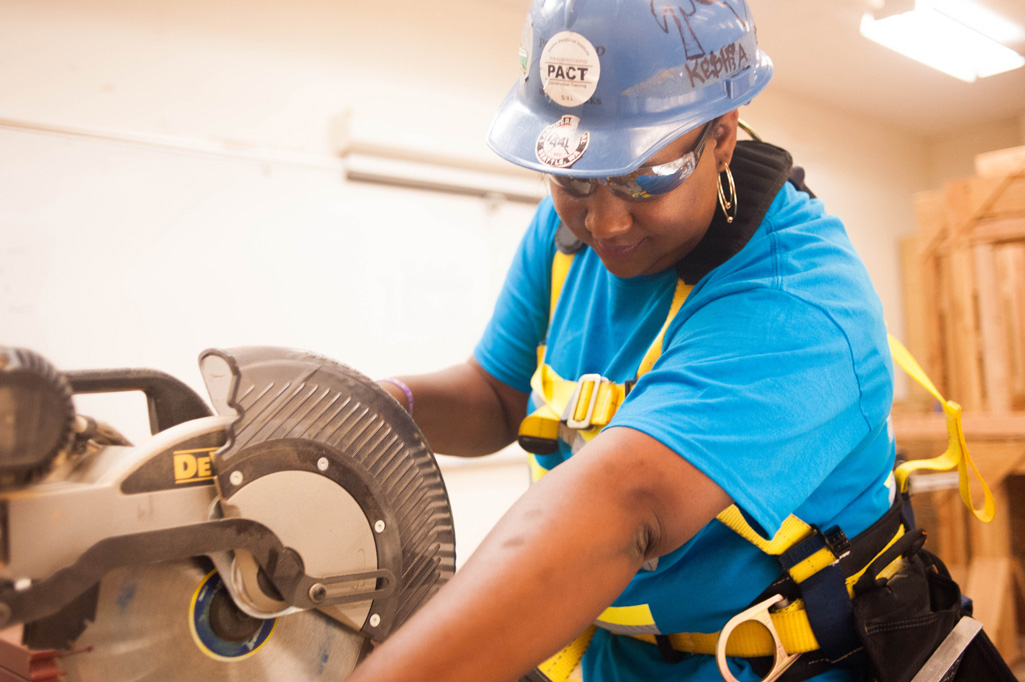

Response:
(0, 345), (456, 680)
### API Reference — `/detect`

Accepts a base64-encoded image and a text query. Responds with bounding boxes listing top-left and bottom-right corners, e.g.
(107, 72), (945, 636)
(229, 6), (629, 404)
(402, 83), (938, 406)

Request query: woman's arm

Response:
(346, 425), (732, 682)
(378, 357), (529, 457)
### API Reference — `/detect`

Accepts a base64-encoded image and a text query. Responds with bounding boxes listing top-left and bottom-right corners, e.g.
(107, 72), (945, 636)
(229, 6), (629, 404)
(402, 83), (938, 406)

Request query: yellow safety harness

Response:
(520, 248), (996, 682)
(518, 250), (693, 460)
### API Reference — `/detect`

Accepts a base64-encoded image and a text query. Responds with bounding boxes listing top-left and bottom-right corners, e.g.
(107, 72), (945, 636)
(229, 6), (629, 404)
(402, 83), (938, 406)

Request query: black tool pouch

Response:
(851, 526), (1016, 682)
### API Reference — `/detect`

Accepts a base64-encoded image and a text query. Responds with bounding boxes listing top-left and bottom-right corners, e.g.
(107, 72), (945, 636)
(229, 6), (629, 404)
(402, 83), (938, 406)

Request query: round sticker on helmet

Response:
(536, 115), (590, 168)
(519, 17), (533, 81)
(539, 31), (600, 107)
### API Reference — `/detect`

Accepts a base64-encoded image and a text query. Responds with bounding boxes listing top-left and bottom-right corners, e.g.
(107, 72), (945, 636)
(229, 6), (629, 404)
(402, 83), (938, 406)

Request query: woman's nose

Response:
(584, 185), (633, 238)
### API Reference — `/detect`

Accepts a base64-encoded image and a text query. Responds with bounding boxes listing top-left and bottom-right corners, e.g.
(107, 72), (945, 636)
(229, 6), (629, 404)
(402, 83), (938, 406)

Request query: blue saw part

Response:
(189, 571), (276, 661)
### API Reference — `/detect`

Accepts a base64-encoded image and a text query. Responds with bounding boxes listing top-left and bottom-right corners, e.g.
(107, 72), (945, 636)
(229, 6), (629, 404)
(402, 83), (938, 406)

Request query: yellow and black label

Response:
(120, 430), (226, 494)
(173, 447), (217, 484)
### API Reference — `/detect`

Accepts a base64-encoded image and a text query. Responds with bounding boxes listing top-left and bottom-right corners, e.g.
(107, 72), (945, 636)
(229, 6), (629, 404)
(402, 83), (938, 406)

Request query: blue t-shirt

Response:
(474, 184), (895, 682)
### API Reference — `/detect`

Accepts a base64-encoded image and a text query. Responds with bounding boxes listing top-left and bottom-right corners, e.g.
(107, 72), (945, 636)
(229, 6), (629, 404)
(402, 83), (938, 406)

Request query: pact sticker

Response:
(535, 115), (590, 169)
(539, 31), (600, 107)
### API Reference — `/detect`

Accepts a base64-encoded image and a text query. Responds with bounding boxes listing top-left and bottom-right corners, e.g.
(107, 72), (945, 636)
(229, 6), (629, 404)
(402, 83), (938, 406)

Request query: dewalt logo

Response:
(173, 447), (217, 484)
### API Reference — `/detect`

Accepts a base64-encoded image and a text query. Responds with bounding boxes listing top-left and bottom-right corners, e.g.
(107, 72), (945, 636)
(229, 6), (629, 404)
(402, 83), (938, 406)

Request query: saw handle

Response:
(66, 368), (212, 435)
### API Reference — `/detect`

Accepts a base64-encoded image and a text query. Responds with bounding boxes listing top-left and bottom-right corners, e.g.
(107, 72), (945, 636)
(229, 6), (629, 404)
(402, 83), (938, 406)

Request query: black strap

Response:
(655, 634), (688, 664)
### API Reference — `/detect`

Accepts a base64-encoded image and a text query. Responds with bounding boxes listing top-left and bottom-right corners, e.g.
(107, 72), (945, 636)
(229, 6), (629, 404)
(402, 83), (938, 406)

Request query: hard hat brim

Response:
(487, 57), (773, 178)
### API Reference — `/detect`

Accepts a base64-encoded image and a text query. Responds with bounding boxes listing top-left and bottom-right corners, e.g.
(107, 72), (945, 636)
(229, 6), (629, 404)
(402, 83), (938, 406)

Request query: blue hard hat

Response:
(487, 0), (773, 177)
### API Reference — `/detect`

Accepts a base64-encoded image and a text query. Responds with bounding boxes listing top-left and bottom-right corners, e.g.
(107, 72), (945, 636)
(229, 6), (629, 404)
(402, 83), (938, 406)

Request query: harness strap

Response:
(715, 506), (813, 556)
(533, 626), (595, 682)
(635, 336), (994, 664)
(637, 280), (692, 376)
(626, 521), (908, 658)
(518, 256), (691, 455)
(550, 250), (575, 326)
(632, 601), (820, 656)
(523, 141), (997, 680)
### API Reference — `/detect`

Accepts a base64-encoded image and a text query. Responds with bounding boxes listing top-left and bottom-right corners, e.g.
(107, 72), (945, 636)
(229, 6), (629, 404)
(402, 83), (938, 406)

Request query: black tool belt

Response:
(747, 493), (1016, 682)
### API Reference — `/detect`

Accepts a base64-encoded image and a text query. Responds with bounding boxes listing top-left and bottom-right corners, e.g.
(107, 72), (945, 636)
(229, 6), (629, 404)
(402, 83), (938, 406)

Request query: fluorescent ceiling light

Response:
(861, 0), (1025, 82)
(931, 0), (1025, 45)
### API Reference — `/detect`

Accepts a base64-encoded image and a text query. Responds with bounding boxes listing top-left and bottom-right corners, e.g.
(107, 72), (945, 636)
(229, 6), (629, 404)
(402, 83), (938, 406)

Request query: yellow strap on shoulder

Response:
(888, 335), (995, 523)
(550, 250), (575, 325)
(536, 625), (595, 682)
(637, 280), (693, 377)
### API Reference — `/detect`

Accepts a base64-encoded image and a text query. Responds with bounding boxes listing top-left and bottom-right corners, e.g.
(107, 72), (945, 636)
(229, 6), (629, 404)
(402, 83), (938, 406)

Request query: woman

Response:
(349, 1), (894, 681)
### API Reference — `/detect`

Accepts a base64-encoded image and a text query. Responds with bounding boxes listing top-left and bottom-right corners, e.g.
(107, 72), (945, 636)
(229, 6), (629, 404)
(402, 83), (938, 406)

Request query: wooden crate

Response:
(896, 145), (1025, 663)
(901, 146), (1025, 412)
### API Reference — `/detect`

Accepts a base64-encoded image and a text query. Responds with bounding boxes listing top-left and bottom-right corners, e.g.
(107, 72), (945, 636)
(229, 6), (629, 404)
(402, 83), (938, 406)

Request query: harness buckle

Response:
(716, 594), (801, 682)
(822, 525), (851, 562)
(562, 373), (607, 430)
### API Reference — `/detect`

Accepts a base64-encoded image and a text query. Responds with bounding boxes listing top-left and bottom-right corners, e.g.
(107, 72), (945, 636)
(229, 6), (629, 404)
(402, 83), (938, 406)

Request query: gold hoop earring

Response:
(717, 162), (737, 224)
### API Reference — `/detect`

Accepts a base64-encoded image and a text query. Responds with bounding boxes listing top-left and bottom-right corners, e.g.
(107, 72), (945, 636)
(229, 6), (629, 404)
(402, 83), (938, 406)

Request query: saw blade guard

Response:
(199, 347), (456, 643)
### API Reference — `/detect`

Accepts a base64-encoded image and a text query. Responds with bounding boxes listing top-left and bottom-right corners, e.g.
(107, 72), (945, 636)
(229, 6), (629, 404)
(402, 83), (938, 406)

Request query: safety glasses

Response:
(548, 122), (714, 201)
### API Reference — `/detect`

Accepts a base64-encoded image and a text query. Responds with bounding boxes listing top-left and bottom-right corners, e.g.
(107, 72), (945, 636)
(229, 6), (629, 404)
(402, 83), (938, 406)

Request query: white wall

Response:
(925, 115), (1025, 186)
(0, 0), (1018, 564)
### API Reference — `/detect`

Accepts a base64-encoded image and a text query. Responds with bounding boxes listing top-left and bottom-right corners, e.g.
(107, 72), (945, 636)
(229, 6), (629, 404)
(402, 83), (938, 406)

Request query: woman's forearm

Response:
(378, 358), (528, 457)
(346, 427), (731, 682)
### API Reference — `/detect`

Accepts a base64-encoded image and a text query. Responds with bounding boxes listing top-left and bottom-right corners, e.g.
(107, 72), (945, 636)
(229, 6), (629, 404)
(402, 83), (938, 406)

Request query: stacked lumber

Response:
(896, 144), (1025, 665)
(901, 144), (1025, 413)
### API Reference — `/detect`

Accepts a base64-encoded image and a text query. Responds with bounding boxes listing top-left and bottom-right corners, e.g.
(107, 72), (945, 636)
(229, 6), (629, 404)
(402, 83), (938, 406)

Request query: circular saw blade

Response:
(56, 559), (370, 681)
(199, 347), (457, 637)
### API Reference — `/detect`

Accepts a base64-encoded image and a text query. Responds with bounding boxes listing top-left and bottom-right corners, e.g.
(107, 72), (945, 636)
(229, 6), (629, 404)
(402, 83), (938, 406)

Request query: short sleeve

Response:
(473, 198), (561, 394)
(610, 288), (875, 536)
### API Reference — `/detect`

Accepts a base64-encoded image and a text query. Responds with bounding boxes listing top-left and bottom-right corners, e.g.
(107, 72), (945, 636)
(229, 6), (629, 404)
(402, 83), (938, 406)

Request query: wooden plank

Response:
(920, 489), (969, 567)
(974, 244), (1012, 411)
(914, 189), (948, 253)
(998, 246), (1025, 409)
(969, 480), (1012, 558)
(947, 175), (1025, 233)
(938, 494), (969, 571)
(891, 412), (1025, 439)
(968, 216), (1025, 245)
(944, 178), (981, 239)
(946, 245), (985, 409)
(900, 236), (936, 412)
(966, 557), (1020, 664)
(936, 253), (955, 399)
(974, 174), (1025, 220)
(975, 144), (1025, 177)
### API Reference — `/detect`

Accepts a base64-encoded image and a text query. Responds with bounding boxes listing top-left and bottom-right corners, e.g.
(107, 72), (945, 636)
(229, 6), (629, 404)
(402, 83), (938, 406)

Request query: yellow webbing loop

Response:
(715, 506), (814, 556)
(888, 335), (995, 523)
(536, 625), (596, 682)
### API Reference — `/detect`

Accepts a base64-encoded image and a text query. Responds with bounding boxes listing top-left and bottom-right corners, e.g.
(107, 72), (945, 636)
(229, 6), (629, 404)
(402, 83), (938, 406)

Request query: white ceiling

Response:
(751, 0), (1025, 137)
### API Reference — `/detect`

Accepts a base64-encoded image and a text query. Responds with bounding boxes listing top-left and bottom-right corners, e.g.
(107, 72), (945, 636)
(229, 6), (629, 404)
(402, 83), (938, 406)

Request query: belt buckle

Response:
(562, 373), (605, 430)
(715, 594), (801, 682)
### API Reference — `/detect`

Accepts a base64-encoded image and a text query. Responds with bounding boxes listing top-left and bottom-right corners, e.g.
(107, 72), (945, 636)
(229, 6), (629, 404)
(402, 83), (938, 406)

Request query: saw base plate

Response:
(48, 559), (370, 681)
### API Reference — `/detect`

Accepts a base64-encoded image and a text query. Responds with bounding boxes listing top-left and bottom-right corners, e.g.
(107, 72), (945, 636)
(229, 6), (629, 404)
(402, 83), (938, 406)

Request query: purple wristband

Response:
(379, 378), (414, 416)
